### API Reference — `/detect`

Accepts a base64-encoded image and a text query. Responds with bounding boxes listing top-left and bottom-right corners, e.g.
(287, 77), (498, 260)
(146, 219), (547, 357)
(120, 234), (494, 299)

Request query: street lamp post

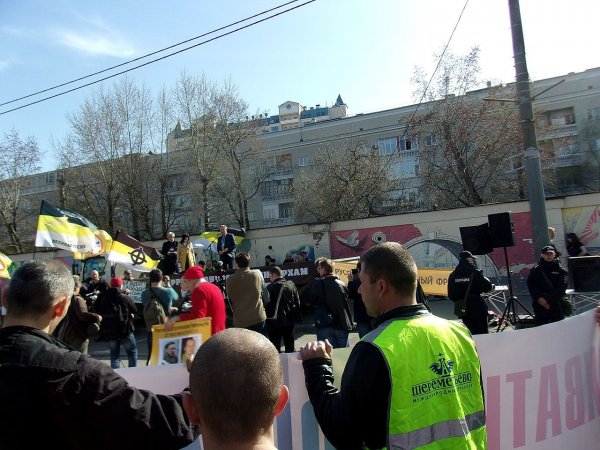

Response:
(508, 0), (550, 254)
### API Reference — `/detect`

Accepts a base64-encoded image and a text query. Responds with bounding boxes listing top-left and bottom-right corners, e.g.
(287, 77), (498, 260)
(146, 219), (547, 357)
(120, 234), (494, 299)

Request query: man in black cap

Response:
(447, 250), (494, 335)
(527, 245), (568, 326)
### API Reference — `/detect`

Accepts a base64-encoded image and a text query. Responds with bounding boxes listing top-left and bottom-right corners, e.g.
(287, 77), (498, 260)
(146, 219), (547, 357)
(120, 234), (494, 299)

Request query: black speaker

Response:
(568, 256), (600, 292)
(488, 212), (515, 248)
(459, 223), (493, 255)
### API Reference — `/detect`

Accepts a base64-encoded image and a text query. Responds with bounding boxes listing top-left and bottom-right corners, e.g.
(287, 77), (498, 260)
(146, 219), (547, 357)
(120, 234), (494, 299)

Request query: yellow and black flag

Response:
(0, 251), (13, 279)
(35, 200), (98, 252)
(108, 231), (161, 272)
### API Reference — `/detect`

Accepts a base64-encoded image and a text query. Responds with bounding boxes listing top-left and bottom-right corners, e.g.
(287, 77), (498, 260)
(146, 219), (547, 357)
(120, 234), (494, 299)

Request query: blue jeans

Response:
(316, 327), (350, 348)
(108, 332), (138, 369)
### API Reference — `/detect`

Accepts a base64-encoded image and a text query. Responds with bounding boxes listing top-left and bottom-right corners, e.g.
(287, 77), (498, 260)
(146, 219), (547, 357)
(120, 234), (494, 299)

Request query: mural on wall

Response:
(331, 212), (539, 297)
(283, 245), (315, 262)
(562, 205), (600, 254)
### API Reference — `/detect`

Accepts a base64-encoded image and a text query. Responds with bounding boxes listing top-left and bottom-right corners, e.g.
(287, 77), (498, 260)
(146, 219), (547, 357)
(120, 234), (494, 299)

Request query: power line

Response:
(0, 0), (315, 116)
(0, 0), (301, 108)
(400, 0), (470, 138)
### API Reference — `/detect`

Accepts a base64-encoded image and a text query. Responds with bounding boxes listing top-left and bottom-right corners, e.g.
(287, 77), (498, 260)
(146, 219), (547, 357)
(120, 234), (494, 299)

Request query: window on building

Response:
(247, 211), (256, 221)
(263, 205), (278, 220)
(546, 107), (575, 126)
(299, 156), (309, 166)
(177, 176), (189, 187)
(425, 134), (438, 146)
(44, 172), (55, 184)
(271, 126), (279, 132)
(277, 153), (292, 170)
(377, 137), (398, 155)
(400, 136), (418, 151)
(389, 151), (420, 178)
(279, 203), (293, 218)
(261, 157), (276, 173)
(587, 107), (600, 121)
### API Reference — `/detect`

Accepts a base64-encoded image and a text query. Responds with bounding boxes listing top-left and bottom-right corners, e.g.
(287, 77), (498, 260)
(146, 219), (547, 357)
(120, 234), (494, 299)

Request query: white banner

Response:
(117, 309), (600, 450)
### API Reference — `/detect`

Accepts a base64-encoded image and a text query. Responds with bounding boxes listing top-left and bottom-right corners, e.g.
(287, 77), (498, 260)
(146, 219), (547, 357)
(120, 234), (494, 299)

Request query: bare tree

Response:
(411, 48), (523, 209)
(203, 80), (270, 230)
(172, 72), (221, 231)
(58, 78), (163, 238)
(293, 140), (393, 223)
(0, 129), (42, 253)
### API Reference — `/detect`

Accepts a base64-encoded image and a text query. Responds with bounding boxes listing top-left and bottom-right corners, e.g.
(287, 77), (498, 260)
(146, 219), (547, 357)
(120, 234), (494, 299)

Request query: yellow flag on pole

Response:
(0, 251), (13, 279)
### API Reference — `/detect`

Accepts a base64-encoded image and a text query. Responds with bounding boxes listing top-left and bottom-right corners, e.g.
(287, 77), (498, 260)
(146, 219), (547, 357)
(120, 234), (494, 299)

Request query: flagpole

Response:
(32, 200), (46, 260)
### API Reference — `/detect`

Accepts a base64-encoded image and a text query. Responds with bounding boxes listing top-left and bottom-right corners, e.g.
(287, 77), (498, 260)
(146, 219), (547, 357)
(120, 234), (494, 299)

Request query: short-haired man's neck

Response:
(4, 297), (69, 334)
(375, 283), (418, 315)
(200, 427), (277, 450)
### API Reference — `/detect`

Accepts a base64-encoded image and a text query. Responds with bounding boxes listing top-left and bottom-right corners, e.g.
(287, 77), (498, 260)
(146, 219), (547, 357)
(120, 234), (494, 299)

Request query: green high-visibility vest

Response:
(363, 315), (487, 449)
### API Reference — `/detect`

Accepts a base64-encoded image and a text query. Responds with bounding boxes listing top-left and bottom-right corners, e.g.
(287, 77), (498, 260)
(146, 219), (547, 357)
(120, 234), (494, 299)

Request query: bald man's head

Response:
(188, 328), (283, 443)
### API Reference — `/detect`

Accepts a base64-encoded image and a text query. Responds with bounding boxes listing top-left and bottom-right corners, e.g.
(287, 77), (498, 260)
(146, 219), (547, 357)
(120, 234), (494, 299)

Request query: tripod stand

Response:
(496, 246), (534, 332)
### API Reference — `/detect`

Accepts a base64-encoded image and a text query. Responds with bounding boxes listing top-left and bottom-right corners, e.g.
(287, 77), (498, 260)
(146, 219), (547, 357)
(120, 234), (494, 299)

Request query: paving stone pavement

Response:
(88, 298), (480, 366)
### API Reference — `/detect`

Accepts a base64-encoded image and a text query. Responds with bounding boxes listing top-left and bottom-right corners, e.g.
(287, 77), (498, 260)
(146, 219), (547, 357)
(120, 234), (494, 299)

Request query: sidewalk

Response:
(89, 298), (461, 366)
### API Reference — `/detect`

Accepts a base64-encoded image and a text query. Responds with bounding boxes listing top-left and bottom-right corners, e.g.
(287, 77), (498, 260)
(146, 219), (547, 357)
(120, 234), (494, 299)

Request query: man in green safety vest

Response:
(300, 242), (486, 449)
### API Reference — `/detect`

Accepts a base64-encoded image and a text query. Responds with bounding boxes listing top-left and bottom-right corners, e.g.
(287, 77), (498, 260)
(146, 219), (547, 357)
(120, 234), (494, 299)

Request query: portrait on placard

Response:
(148, 318), (211, 366)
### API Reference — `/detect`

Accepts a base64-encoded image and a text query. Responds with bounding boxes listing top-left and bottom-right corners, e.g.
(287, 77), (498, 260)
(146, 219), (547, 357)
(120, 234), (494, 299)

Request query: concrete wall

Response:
(7, 192), (599, 299)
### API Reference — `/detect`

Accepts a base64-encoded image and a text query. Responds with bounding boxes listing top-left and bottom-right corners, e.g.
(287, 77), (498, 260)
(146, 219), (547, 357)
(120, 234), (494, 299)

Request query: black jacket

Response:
(348, 277), (370, 325)
(53, 294), (101, 347)
(527, 258), (568, 305)
(0, 326), (194, 450)
(96, 287), (137, 339)
(310, 275), (353, 331)
(447, 259), (493, 301)
(265, 277), (301, 327)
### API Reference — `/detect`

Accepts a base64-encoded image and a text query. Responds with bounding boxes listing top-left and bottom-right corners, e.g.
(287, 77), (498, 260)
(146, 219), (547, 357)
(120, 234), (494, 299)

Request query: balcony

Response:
(537, 124), (578, 141)
(261, 166), (293, 177)
(262, 192), (294, 203)
(550, 153), (583, 168)
(263, 217), (294, 226)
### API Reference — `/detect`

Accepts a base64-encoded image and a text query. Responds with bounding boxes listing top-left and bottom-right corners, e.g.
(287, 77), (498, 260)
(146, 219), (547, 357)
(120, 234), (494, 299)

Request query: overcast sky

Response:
(1, 0), (599, 171)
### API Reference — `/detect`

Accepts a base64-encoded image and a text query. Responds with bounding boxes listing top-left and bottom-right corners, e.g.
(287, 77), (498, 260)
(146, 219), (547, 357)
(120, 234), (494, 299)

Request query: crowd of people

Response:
(0, 224), (596, 449)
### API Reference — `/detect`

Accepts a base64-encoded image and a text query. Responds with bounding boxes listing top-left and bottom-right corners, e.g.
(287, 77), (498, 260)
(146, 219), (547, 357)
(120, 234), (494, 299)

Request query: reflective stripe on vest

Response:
(389, 410), (486, 449)
(364, 315), (486, 449)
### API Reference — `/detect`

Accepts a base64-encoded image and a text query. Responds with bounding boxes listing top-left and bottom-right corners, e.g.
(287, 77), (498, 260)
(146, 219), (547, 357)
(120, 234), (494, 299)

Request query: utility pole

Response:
(508, 0), (550, 255)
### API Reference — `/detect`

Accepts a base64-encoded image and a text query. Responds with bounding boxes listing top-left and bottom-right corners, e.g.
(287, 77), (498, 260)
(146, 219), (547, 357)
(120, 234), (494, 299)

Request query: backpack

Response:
(99, 301), (130, 340)
(144, 287), (168, 328)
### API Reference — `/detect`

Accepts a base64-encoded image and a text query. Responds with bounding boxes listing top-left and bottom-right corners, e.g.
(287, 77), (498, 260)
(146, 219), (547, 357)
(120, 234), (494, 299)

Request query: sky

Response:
(1, 0), (599, 172)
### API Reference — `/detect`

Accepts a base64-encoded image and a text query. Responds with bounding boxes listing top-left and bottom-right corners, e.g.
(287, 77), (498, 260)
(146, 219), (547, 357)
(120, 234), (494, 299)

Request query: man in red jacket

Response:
(165, 266), (226, 336)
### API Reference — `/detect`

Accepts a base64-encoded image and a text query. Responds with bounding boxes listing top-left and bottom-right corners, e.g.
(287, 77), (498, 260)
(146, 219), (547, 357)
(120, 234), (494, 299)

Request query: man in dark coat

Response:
(348, 264), (372, 338)
(266, 266), (302, 353)
(310, 257), (354, 348)
(447, 250), (494, 335)
(96, 277), (138, 369)
(527, 245), (569, 326)
(159, 232), (179, 276)
(217, 225), (237, 270)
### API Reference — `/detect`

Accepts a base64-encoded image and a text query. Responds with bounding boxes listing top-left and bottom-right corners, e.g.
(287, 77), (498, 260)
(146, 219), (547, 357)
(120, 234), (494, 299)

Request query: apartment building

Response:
(6, 67), (600, 254)
(163, 67), (600, 229)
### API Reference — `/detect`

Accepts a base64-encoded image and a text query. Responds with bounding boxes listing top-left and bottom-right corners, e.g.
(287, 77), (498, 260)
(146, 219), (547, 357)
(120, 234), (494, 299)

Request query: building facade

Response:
(3, 67), (600, 254)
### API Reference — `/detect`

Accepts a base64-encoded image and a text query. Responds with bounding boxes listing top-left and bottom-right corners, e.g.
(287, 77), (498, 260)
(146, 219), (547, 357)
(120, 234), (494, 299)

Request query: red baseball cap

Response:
(182, 266), (204, 280)
(110, 276), (123, 288)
